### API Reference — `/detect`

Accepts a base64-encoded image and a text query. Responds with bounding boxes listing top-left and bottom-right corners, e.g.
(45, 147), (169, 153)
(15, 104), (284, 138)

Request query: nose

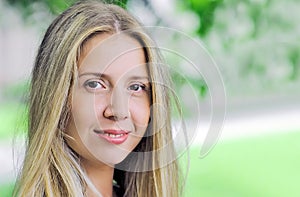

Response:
(103, 88), (130, 121)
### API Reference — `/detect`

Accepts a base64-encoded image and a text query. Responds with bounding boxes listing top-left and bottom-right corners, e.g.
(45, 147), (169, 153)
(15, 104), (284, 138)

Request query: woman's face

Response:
(66, 33), (151, 166)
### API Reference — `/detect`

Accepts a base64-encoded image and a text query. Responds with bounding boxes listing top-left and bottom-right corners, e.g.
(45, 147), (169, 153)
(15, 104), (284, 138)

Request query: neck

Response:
(82, 159), (115, 197)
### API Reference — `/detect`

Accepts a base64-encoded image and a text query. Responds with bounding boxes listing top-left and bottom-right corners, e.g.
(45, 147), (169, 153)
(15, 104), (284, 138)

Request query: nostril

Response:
(108, 115), (118, 121)
(103, 105), (129, 121)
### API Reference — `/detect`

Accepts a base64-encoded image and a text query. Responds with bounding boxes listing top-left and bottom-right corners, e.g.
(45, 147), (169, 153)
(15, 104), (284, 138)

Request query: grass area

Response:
(0, 102), (27, 139)
(1, 102), (299, 196)
(0, 183), (14, 197)
(2, 131), (299, 196)
(184, 131), (300, 197)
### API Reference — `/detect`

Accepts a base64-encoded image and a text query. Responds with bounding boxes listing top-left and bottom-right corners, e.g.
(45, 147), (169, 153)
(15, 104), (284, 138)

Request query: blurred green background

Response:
(0, 0), (299, 196)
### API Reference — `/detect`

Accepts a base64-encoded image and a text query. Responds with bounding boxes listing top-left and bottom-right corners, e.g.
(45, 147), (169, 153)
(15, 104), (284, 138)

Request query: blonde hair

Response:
(14, 1), (181, 196)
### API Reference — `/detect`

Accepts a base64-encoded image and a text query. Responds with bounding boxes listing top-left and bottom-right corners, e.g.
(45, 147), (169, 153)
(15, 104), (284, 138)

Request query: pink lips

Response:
(94, 129), (129, 145)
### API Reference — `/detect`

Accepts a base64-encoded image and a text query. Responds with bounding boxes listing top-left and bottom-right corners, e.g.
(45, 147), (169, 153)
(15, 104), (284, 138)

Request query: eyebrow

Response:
(79, 72), (109, 79)
(78, 72), (150, 81)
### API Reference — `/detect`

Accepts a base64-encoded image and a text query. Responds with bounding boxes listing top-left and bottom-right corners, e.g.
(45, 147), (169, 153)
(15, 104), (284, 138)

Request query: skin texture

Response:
(65, 33), (151, 196)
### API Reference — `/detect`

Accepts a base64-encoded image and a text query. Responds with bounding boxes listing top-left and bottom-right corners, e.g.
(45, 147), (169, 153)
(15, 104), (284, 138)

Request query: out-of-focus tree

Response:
(6, 0), (128, 16)
(4, 0), (128, 29)
(6, 0), (77, 16)
(3, 0), (218, 99)
(5, 0), (299, 98)
(203, 0), (300, 96)
(180, 0), (223, 36)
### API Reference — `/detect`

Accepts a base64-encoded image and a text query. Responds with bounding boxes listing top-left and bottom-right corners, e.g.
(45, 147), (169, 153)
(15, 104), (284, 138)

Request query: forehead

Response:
(78, 33), (147, 77)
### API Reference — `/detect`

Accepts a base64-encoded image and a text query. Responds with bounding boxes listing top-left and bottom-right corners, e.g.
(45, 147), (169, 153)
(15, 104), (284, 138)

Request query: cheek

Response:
(129, 98), (150, 128)
(69, 93), (105, 132)
(72, 96), (93, 129)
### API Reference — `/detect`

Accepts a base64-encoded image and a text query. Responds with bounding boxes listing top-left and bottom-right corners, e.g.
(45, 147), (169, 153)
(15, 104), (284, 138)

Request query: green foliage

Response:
(182, 0), (223, 36)
(170, 70), (207, 118)
(6, 0), (75, 16)
(45, 0), (78, 14)
(5, 0), (299, 98)
(203, 0), (300, 96)
(6, 0), (128, 17)
(107, 0), (128, 9)
(288, 47), (300, 80)
(172, 69), (207, 99)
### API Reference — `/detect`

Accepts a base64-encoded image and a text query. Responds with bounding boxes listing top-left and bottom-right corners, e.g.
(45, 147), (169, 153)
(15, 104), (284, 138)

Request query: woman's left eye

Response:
(128, 84), (145, 92)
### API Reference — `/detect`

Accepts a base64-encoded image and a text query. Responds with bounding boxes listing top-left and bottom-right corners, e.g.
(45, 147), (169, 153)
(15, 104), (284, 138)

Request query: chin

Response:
(95, 152), (131, 166)
(112, 155), (129, 165)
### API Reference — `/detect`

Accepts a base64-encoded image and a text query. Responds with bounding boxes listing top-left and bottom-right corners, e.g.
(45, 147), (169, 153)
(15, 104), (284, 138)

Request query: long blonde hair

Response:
(14, 1), (181, 196)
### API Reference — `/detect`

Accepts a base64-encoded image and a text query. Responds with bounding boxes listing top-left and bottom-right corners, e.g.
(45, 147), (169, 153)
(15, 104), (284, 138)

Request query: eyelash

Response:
(128, 83), (147, 92)
(83, 80), (149, 93)
(84, 80), (106, 91)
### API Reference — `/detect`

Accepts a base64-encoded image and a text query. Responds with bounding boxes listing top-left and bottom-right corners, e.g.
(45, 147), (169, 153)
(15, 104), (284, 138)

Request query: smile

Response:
(94, 129), (130, 144)
(103, 133), (126, 138)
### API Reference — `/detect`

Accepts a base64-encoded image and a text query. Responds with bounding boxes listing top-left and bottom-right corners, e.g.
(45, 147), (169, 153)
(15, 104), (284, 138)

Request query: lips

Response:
(94, 129), (130, 144)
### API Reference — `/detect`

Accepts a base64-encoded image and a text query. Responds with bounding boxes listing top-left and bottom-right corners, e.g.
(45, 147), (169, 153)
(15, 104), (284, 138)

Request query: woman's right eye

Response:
(84, 80), (105, 91)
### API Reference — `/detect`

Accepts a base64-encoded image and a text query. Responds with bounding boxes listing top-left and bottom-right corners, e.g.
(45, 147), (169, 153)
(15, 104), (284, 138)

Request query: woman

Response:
(14, 0), (182, 196)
